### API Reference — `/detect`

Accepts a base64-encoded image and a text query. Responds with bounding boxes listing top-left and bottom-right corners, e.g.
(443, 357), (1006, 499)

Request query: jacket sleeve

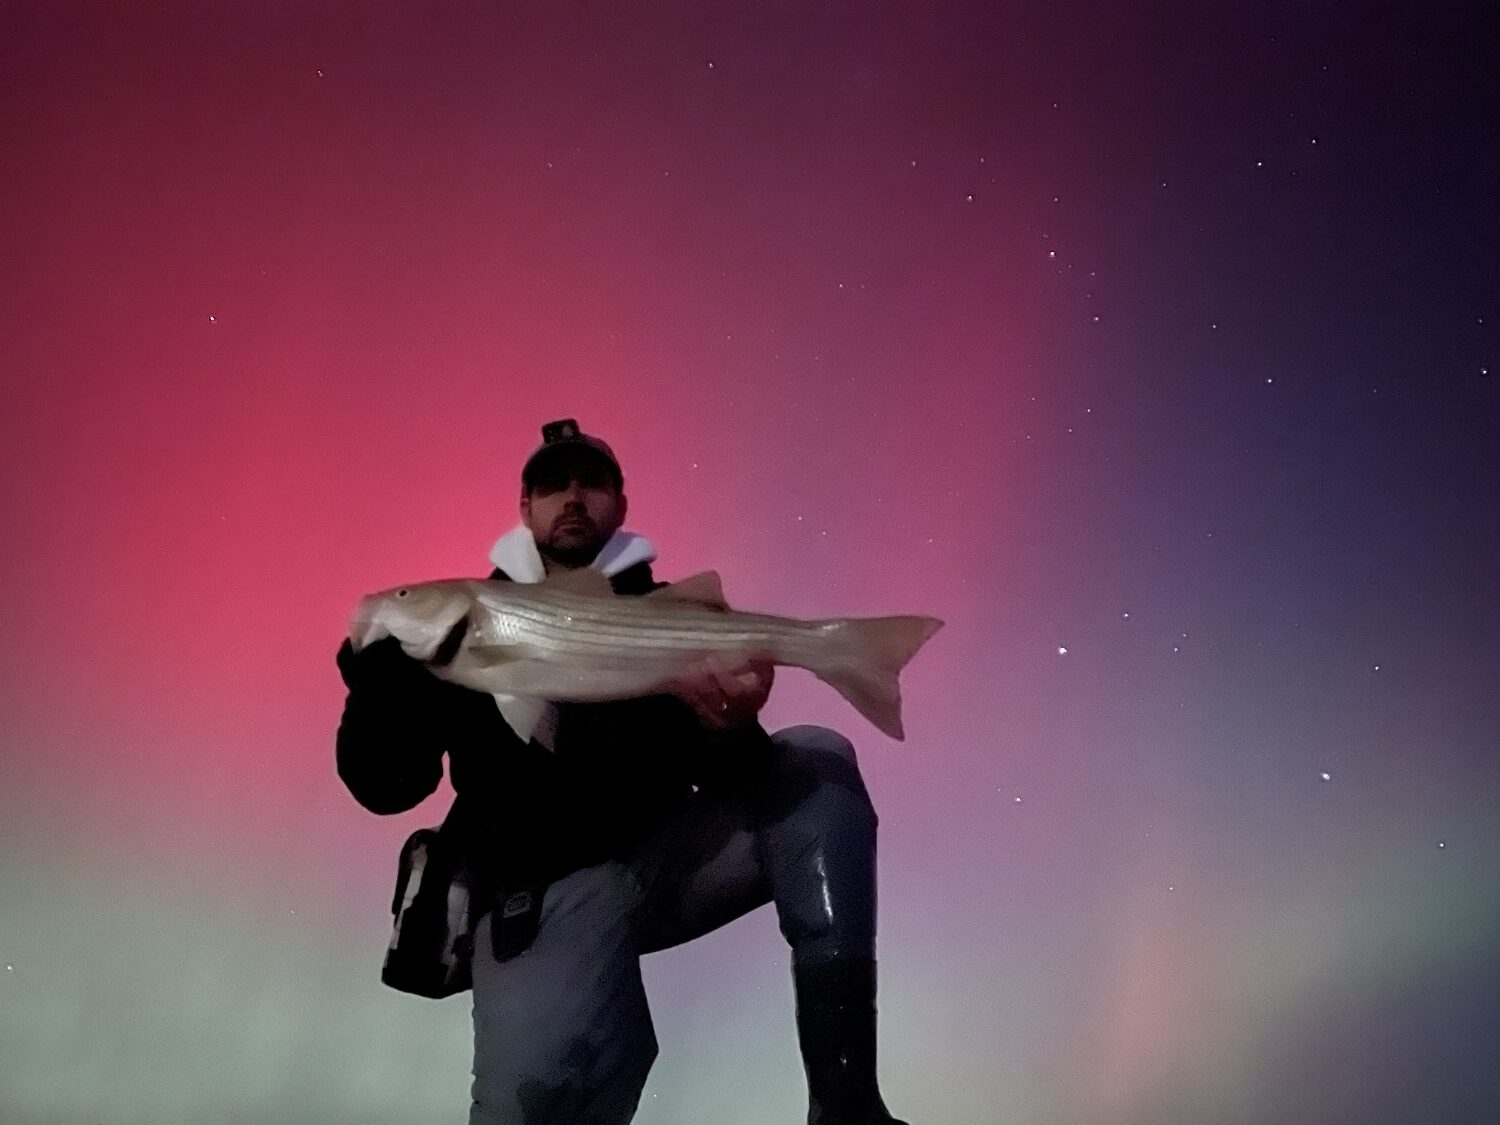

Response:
(635, 692), (778, 792)
(699, 717), (779, 791)
(334, 636), (452, 814)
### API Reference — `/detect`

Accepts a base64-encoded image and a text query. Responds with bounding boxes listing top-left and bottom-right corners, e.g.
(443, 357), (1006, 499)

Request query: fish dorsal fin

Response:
(539, 567), (615, 597)
(645, 570), (728, 610)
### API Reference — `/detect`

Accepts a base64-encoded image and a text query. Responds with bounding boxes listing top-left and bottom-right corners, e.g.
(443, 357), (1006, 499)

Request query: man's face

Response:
(520, 451), (627, 569)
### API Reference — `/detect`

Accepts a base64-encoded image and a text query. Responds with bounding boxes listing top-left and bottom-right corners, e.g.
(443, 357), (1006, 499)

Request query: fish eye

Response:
(397, 589), (408, 597)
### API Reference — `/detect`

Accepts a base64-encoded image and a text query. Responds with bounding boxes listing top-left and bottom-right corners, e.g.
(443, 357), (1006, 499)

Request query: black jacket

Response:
(335, 560), (775, 893)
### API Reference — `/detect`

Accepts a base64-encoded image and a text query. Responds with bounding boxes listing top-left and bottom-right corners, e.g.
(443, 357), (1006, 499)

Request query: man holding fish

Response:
(336, 419), (937, 1125)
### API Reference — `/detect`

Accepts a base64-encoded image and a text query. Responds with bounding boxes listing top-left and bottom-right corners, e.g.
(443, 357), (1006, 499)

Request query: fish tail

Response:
(808, 615), (943, 740)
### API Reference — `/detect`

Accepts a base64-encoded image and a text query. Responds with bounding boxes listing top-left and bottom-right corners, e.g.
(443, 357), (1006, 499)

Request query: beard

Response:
(537, 519), (608, 569)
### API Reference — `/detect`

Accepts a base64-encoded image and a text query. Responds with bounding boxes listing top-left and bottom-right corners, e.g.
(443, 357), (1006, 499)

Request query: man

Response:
(335, 419), (908, 1125)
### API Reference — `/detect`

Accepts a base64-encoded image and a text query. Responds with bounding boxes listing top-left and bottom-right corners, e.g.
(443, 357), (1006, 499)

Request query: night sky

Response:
(2, 4), (1497, 1124)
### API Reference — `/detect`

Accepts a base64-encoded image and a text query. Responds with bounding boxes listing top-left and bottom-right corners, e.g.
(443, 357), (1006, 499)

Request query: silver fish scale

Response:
(468, 583), (830, 662)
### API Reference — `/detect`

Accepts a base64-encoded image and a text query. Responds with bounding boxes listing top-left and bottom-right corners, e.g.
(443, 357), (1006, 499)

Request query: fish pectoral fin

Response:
(537, 567), (615, 597)
(645, 570), (728, 611)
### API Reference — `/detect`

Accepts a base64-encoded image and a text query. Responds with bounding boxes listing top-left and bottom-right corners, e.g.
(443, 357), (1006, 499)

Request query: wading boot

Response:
(793, 957), (909, 1125)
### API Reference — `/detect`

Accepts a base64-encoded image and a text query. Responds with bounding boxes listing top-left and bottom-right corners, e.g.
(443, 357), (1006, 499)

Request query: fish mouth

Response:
(348, 596), (387, 651)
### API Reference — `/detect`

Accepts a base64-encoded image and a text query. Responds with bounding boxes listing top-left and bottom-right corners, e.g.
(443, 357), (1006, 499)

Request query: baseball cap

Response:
(521, 418), (624, 490)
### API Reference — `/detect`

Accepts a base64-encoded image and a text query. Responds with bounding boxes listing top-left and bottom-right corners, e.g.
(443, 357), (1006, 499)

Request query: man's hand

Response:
(666, 653), (775, 730)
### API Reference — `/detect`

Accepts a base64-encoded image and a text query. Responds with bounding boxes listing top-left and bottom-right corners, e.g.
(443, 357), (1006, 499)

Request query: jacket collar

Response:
(487, 526), (658, 584)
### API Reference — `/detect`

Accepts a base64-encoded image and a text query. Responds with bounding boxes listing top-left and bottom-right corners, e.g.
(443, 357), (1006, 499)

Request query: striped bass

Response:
(349, 568), (942, 740)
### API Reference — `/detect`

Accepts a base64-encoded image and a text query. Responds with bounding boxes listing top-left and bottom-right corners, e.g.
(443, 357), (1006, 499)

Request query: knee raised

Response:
(768, 724), (873, 813)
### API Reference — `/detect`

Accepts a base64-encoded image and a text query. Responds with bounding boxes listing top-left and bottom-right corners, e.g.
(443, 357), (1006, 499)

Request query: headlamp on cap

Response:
(541, 419), (582, 444)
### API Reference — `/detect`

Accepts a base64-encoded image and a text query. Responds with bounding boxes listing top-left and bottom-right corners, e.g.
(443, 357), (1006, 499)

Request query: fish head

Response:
(348, 580), (472, 662)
